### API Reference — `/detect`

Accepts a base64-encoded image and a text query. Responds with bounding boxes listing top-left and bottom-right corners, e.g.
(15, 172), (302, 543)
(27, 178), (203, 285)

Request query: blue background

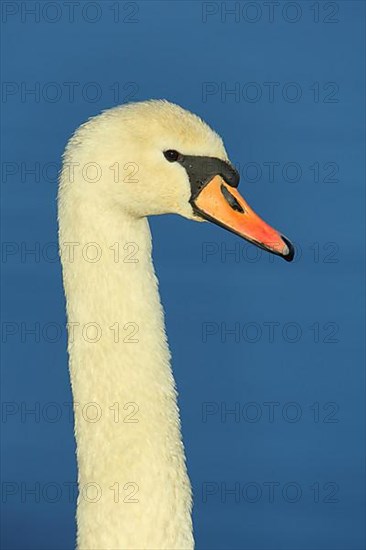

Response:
(1, 1), (365, 549)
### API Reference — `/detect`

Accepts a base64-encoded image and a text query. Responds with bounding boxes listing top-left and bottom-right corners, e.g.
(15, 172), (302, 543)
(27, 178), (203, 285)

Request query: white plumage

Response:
(58, 100), (228, 550)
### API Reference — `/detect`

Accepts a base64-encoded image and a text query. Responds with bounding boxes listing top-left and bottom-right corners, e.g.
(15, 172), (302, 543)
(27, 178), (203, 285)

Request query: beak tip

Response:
(281, 235), (295, 262)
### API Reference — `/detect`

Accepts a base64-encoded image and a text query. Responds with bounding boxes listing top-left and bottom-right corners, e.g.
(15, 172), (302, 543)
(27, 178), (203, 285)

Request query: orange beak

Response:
(191, 175), (294, 261)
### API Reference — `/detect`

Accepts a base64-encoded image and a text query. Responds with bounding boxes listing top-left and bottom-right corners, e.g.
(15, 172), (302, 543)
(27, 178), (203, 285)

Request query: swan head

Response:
(63, 100), (294, 261)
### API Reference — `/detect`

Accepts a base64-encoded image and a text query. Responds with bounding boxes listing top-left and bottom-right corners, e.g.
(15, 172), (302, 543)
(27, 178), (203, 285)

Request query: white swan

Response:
(58, 100), (293, 550)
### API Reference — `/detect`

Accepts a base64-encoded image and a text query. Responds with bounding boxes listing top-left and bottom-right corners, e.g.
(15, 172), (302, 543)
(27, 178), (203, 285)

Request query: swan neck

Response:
(59, 201), (193, 550)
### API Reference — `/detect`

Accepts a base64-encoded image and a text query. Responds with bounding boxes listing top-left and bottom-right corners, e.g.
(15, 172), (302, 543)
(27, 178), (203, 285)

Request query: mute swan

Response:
(58, 100), (293, 550)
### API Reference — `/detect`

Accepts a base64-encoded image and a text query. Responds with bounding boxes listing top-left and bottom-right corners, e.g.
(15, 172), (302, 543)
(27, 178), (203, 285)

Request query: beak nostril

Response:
(220, 184), (245, 213)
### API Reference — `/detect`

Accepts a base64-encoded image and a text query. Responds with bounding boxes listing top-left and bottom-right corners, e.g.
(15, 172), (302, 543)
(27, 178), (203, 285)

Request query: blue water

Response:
(1, 1), (365, 549)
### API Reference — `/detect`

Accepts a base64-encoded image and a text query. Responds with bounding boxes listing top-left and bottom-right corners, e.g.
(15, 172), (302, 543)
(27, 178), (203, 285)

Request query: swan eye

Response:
(164, 150), (180, 162)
